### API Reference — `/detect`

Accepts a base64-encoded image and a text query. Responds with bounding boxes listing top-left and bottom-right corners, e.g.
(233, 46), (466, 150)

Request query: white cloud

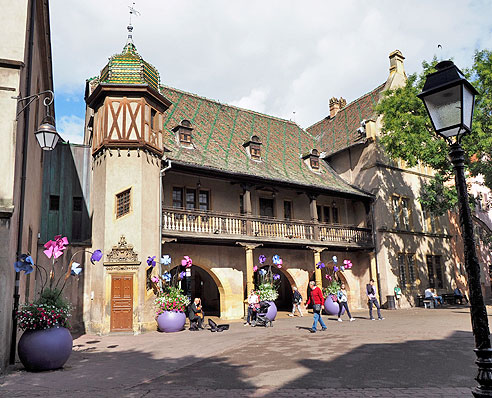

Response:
(230, 88), (270, 114)
(57, 115), (84, 144)
(50, 0), (492, 128)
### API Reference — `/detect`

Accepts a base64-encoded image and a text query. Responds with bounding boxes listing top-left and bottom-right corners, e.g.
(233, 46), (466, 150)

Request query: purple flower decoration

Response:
(272, 255), (281, 265)
(316, 262), (325, 269)
(273, 274), (280, 280)
(147, 256), (157, 267)
(90, 250), (103, 264)
(259, 255), (266, 264)
(14, 254), (33, 275)
(179, 271), (186, 279)
(333, 265), (339, 272)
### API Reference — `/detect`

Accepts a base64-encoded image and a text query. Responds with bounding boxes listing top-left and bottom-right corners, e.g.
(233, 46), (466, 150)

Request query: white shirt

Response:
(248, 294), (259, 306)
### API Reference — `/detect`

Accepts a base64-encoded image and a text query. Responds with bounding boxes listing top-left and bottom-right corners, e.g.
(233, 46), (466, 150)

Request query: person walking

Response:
(366, 279), (384, 320)
(305, 281), (327, 333)
(289, 287), (303, 317)
(337, 283), (355, 322)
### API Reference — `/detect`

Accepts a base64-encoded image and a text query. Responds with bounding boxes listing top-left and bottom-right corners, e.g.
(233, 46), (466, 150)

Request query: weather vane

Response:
(127, 2), (141, 42)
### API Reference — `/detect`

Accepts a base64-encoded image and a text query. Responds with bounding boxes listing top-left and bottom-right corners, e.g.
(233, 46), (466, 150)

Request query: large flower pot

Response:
(18, 327), (72, 371)
(157, 311), (186, 332)
(265, 301), (277, 321)
(324, 295), (345, 316)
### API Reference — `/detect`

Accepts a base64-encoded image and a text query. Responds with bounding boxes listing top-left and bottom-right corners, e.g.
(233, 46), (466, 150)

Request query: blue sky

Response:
(50, 0), (492, 144)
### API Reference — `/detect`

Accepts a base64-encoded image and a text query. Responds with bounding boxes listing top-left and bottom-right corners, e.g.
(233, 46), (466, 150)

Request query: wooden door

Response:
(110, 275), (133, 331)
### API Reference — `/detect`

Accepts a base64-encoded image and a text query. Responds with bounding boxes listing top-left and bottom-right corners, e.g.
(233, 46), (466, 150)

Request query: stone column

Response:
(242, 184), (253, 235)
(308, 246), (325, 287)
(237, 242), (262, 295)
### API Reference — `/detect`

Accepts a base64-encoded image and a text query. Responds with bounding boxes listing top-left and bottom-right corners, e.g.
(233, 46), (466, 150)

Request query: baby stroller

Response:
(251, 301), (272, 327)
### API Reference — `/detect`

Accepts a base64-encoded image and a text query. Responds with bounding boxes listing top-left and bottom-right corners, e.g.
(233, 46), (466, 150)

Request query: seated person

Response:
(424, 287), (443, 307)
(454, 287), (468, 304)
(189, 297), (205, 329)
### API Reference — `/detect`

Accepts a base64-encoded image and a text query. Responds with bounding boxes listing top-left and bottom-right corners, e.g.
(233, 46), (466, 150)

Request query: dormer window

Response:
(302, 149), (321, 172)
(243, 135), (262, 161)
(173, 120), (193, 147)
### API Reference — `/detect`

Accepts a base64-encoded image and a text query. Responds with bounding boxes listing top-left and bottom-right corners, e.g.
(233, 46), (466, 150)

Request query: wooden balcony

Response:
(162, 207), (374, 249)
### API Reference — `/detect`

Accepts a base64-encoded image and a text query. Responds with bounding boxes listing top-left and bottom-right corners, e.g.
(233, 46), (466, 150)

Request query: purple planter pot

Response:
(157, 311), (186, 332)
(18, 327), (72, 372)
(265, 301), (277, 321)
(324, 295), (345, 316)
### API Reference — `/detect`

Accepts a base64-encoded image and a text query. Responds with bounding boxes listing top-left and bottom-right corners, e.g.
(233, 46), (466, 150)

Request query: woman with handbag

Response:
(305, 281), (327, 333)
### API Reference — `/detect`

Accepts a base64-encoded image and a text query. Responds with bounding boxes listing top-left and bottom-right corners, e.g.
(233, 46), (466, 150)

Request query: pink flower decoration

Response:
(151, 276), (159, 283)
(43, 235), (69, 259)
(181, 256), (193, 267)
(253, 265), (258, 272)
(277, 264), (282, 268)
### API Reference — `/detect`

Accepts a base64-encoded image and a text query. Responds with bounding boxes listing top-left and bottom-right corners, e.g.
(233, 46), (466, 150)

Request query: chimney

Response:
(389, 50), (405, 75)
(329, 97), (340, 118)
(339, 97), (347, 109)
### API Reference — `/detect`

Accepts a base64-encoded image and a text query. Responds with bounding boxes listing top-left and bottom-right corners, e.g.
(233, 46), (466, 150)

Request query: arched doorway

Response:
(255, 266), (294, 311)
(170, 265), (221, 317)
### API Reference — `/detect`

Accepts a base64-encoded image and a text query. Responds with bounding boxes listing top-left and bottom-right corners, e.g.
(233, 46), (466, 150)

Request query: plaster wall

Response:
(86, 149), (161, 334)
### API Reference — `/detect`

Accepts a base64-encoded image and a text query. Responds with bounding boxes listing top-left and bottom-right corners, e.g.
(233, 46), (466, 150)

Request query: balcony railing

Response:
(162, 207), (373, 247)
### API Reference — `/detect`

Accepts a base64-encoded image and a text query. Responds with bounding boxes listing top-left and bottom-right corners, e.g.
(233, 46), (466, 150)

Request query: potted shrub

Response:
(254, 254), (282, 321)
(318, 257), (353, 316)
(149, 255), (191, 332)
(14, 235), (102, 371)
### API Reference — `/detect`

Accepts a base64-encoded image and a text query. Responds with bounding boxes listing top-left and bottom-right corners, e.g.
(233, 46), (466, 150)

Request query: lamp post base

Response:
(473, 348), (492, 397)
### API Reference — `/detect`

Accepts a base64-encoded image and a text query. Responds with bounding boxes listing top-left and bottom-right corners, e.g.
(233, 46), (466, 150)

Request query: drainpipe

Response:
(159, 158), (172, 278)
(10, 0), (36, 365)
(370, 199), (382, 304)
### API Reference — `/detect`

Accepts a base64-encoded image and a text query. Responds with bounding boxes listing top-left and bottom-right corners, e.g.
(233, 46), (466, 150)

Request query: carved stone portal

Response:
(105, 235), (140, 264)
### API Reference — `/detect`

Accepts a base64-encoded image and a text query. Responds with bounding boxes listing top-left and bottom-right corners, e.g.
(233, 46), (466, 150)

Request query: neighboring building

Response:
(0, 0), (55, 372)
(307, 51), (456, 307)
(81, 34), (375, 334)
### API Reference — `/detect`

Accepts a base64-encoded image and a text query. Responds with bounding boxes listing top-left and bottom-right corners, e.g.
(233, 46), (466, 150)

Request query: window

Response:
(398, 254), (417, 289)
(198, 191), (209, 211)
(332, 204), (339, 224)
(116, 189), (131, 218)
(316, 205), (321, 221)
(259, 198), (274, 217)
(239, 194), (245, 215)
(150, 108), (157, 130)
(179, 129), (192, 144)
(73, 197), (83, 212)
(173, 187), (183, 208)
(421, 206), (439, 233)
(243, 135), (262, 160)
(323, 206), (331, 224)
(426, 255), (444, 289)
(284, 201), (292, 220)
(392, 195), (411, 231)
(49, 195), (60, 211)
(174, 120), (193, 145)
(186, 189), (196, 210)
(146, 267), (153, 291)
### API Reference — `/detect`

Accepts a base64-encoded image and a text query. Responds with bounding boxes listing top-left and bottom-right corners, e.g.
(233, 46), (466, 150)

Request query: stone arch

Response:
(170, 263), (238, 320)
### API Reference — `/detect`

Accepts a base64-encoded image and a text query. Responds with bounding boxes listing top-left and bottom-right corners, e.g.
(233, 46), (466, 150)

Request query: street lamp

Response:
(15, 89), (60, 151)
(418, 61), (492, 397)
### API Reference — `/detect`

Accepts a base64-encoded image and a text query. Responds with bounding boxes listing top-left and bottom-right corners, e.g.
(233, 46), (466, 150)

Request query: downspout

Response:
(370, 199), (382, 305)
(159, 158), (172, 278)
(10, 0), (36, 365)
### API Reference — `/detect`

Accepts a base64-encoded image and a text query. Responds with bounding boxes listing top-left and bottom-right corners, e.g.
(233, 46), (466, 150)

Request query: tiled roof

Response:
(159, 86), (370, 198)
(307, 83), (386, 156)
(99, 43), (160, 91)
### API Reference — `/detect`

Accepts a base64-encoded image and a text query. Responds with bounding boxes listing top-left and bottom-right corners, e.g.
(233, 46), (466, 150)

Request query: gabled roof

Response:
(159, 85), (371, 198)
(307, 83), (385, 156)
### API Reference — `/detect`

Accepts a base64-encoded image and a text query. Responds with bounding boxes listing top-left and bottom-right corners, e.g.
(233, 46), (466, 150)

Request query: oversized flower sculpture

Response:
(13, 235), (102, 331)
(322, 257), (354, 297)
(253, 254), (284, 302)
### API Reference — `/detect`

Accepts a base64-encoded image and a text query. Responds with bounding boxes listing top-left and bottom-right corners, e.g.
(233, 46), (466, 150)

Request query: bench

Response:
(416, 294), (437, 309)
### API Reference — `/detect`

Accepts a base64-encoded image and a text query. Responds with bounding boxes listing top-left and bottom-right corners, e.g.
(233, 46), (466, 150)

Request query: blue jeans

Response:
(432, 296), (443, 307)
(368, 299), (382, 319)
(312, 312), (326, 330)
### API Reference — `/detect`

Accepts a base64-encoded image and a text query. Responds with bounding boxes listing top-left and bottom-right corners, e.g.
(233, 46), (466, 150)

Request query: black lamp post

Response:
(418, 61), (492, 397)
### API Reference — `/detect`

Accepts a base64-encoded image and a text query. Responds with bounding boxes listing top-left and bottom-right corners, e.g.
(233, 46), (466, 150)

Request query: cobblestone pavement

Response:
(0, 306), (484, 397)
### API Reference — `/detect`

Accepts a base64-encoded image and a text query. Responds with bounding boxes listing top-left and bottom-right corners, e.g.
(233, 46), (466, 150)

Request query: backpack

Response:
(294, 291), (302, 303)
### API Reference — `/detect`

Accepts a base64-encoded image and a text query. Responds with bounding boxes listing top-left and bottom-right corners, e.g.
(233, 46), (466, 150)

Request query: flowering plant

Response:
(148, 255), (192, 316)
(14, 235), (102, 331)
(254, 254), (282, 301)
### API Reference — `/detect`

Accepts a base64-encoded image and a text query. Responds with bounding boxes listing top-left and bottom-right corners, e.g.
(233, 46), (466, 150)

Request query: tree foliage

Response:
(376, 51), (492, 215)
